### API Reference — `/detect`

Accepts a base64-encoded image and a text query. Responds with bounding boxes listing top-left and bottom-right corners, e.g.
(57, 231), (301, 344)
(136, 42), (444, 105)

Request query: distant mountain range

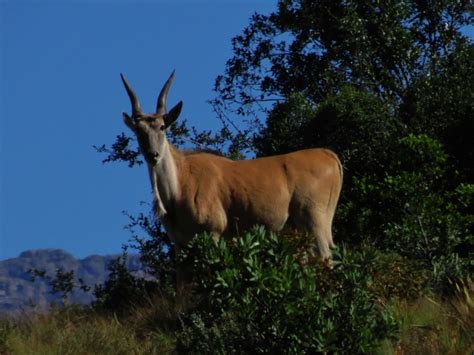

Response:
(0, 249), (142, 314)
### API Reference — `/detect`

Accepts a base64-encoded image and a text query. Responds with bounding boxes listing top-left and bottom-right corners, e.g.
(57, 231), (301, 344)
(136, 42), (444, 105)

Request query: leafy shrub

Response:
(94, 212), (177, 313)
(93, 254), (158, 313)
(177, 227), (397, 353)
(124, 212), (176, 287)
(282, 230), (429, 300)
(354, 247), (430, 300)
(343, 135), (473, 264)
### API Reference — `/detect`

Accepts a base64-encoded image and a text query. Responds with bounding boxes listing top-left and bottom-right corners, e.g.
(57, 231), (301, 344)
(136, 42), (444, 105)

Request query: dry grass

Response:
(0, 305), (176, 355)
(378, 279), (474, 354)
(451, 279), (474, 335)
(1, 281), (472, 354)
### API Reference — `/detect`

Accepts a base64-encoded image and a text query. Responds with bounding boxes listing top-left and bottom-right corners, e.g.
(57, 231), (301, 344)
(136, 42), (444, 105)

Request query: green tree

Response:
(400, 45), (474, 180)
(214, 0), (472, 118)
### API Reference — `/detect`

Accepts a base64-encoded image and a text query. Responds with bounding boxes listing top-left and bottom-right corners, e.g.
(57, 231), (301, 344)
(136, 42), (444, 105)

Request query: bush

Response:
(343, 135), (473, 260)
(177, 227), (398, 353)
(93, 212), (177, 314)
(93, 254), (158, 313)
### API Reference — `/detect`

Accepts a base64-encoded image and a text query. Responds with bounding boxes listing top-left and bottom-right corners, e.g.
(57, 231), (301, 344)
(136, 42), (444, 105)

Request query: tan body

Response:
(161, 146), (342, 259)
(119, 71), (343, 285)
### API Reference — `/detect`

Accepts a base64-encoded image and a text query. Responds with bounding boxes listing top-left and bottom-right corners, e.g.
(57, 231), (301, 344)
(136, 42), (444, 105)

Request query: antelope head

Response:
(120, 71), (183, 166)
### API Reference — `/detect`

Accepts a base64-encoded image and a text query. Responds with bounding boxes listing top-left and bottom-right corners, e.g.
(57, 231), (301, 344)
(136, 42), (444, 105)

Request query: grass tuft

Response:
(378, 282), (474, 354)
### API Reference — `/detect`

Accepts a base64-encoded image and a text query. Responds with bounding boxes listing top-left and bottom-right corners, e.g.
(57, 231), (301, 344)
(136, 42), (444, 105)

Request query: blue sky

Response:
(1, 0), (276, 260)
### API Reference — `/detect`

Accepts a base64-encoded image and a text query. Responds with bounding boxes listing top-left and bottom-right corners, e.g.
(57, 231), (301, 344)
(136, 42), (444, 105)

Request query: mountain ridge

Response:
(0, 249), (141, 314)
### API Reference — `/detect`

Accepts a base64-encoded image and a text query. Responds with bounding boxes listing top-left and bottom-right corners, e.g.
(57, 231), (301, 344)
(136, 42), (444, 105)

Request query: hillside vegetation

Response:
(2, 0), (473, 353)
(1, 229), (473, 353)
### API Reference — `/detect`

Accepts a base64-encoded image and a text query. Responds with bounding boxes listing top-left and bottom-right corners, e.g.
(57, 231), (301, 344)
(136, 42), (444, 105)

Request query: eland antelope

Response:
(120, 71), (343, 266)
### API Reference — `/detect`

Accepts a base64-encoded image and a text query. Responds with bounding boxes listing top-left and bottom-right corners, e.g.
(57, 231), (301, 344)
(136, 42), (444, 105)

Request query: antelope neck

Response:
(148, 140), (180, 217)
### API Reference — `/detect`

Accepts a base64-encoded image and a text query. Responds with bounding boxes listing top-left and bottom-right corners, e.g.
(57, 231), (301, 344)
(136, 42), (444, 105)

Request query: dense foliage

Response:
(177, 227), (399, 353)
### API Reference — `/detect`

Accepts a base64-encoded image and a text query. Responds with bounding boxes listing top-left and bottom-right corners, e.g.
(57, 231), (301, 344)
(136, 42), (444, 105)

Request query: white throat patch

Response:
(148, 141), (179, 218)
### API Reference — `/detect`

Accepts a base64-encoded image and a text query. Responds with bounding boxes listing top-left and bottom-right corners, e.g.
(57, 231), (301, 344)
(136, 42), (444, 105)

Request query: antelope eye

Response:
(160, 125), (166, 131)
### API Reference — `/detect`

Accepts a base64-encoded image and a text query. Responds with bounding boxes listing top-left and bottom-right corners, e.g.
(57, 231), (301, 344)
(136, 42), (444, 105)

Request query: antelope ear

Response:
(163, 101), (183, 129)
(122, 112), (135, 131)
